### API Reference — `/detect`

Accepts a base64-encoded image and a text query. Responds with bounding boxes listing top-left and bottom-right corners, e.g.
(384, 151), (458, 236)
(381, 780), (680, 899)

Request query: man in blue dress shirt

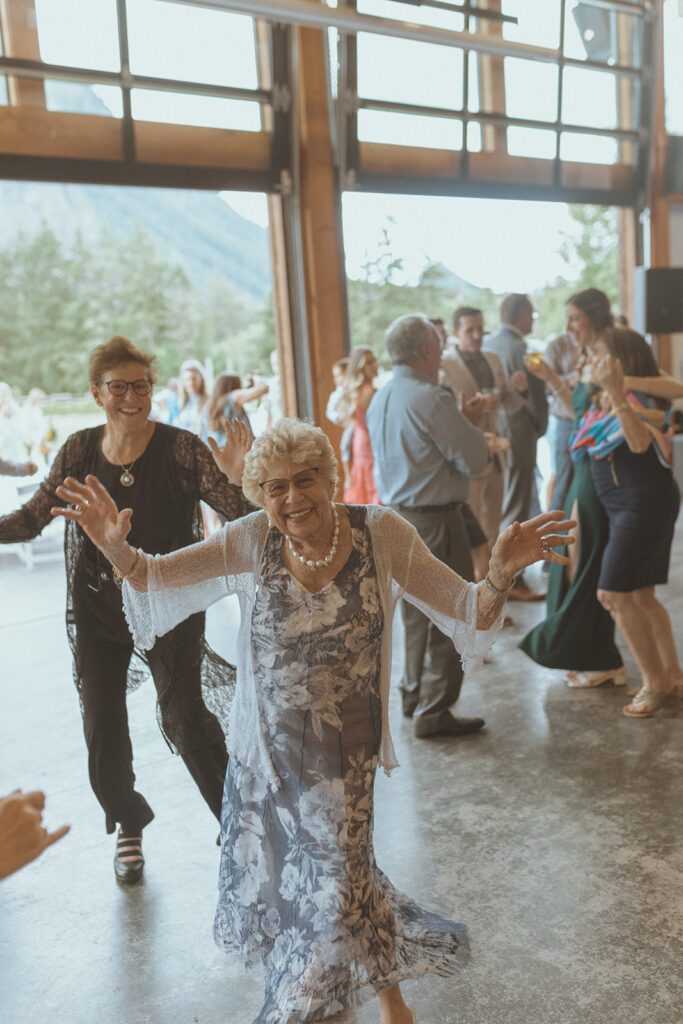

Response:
(367, 314), (491, 738)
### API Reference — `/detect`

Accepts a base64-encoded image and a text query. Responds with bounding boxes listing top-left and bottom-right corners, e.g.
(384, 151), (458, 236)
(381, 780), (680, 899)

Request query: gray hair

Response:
(242, 418), (338, 507)
(384, 314), (437, 365)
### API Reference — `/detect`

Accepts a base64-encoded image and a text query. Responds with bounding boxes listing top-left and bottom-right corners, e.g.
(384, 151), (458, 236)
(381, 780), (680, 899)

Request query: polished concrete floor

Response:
(1, 526), (682, 1024)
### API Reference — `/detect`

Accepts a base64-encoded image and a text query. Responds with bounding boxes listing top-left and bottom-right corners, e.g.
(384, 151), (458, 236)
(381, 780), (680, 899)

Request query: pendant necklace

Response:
(287, 504), (339, 569)
(108, 431), (144, 487)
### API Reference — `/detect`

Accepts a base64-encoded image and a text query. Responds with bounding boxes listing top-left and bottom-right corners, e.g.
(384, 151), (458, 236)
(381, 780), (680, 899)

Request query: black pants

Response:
(391, 505), (474, 736)
(74, 573), (228, 835)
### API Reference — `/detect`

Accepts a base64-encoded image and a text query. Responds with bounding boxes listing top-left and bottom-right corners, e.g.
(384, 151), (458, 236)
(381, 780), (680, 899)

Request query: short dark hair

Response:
(88, 336), (156, 386)
(500, 294), (532, 326)
(452, 306), (482, 331)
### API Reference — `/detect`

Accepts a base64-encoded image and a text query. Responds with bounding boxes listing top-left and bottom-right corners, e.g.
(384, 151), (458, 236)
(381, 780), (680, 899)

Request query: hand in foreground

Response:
(524, 354), (553, 383)
(591, 354), (625, 400)
(488, 510), (576, 586)
(0, 790), (70, 880)
(483, 432), (511, 454)
(208, 418), (253, 485)
(510, 370), (529, 393)
(50, 475), (132, 556)
(461, 393), (485, 424)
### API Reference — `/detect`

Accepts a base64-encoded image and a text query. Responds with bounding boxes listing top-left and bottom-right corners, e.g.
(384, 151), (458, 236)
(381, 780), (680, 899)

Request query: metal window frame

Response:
(0, 0), (293, 192)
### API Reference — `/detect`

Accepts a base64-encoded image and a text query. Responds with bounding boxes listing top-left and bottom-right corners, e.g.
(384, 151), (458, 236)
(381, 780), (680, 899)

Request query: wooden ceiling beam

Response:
(0, 0), (45, 107)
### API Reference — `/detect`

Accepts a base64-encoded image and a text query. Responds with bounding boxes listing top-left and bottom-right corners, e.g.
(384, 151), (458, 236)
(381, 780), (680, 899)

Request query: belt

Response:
(392, 501), (463, 515)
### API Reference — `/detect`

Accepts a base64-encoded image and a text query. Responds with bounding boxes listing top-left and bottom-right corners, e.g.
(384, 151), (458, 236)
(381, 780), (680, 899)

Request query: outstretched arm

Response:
(51, 474), (137, 576)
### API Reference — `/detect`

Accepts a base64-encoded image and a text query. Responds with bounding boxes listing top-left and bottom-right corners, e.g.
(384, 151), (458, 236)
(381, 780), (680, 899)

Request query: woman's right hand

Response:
(51, 475), (133, 558)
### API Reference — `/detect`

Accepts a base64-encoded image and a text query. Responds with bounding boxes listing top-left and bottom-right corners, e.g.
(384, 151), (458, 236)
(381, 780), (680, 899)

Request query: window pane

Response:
(131, 90), (261, 132)
(126, 0), (258, 89)
(358, 109), (463, 150)
(35, 0), (120, 71)
(505, 59), (558, 123)
(45, 81), (117, 117)
(663, 0), (683, 134)
(357, 0), (465, 33)
(357, 34), (464, 110)
(562, 67), (617, 129)
(560, 132), (617, 165)
(507, 126), (557, 160)
(502, 0), (562, 49)
(467, 121), (482, 153)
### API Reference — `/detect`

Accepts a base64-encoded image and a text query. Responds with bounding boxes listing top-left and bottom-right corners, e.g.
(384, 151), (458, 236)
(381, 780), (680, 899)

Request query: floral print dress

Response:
(214, 507), (467, 1023)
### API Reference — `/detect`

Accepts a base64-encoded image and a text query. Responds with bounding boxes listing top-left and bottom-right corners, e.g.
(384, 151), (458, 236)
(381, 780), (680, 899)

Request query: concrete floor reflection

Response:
(1, 527), (681, 1024)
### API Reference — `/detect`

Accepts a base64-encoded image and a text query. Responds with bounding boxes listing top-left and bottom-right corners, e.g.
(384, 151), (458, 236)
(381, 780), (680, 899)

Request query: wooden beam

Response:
(0, 104), (271, 170)
(359, 140), (635, 194)
(618, 206), (637, 324)
(0, 106), (122, 159)
(649, 8), (671, 372)
(267, 194), (298, 419)
(0, 0), (45, 108)
(476, 0), (507, 154)
(295, 24), (348, 433)
(134, 122), (270, 169)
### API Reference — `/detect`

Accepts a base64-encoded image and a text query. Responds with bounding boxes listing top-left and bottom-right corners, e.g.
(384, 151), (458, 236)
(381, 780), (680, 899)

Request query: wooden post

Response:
(0, 0), (46, 108)
(648, 5), (671, 372)
(294, 23), (348, 430)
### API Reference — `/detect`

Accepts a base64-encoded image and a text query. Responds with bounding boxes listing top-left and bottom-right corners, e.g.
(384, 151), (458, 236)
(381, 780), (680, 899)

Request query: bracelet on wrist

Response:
(111, 548), (139, 582)
(484, 572), (513, 597)
(611, 402), (630, 415)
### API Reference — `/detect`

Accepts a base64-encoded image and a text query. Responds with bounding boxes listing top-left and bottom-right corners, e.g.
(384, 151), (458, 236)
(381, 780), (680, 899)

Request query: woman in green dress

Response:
(520, 289), (683, 688)
(519, 289), (624, 686)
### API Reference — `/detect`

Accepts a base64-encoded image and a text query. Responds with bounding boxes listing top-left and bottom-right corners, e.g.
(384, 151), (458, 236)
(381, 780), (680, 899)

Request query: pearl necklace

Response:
(287, 504), (339, 569)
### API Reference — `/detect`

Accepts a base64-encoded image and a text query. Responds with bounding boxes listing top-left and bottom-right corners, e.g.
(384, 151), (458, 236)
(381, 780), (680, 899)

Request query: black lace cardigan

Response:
(0, 424), (253, 743)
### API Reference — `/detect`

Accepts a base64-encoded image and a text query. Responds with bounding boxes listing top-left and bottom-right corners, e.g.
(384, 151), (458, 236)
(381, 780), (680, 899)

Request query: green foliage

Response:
(348, 206), (620, 351)
(0, 222), (274, 392)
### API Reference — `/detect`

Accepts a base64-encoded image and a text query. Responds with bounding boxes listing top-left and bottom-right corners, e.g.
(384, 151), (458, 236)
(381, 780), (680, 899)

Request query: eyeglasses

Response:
(259, 467), (320, 498)
(98, 379), (153, 397)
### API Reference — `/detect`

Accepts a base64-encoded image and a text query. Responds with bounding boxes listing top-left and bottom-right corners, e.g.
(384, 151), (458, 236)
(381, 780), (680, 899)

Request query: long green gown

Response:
(519, 382), (623, 671)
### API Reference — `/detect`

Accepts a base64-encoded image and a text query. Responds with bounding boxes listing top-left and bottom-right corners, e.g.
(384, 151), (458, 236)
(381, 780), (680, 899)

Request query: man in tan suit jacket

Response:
(440, 306), (521, 546)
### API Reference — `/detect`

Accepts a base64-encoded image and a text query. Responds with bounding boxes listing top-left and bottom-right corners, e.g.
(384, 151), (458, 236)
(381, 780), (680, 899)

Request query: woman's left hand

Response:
(591, 354), (625, 399)
(489, 510), (577, 585)
(208, 418), (253, 485)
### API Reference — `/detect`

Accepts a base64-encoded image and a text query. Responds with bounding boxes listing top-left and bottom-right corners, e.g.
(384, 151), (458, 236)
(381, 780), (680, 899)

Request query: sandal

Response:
(564, 666), (626, 689)
(114, 830), (144, 884)
(623, 680), (683, 718)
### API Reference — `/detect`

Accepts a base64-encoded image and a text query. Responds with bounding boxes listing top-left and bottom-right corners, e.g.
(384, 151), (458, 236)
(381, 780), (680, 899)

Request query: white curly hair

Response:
(242, 418), (338, 507)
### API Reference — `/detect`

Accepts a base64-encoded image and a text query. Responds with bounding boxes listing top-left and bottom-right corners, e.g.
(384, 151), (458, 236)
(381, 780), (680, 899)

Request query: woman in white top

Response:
(51, 418), (574, 1024)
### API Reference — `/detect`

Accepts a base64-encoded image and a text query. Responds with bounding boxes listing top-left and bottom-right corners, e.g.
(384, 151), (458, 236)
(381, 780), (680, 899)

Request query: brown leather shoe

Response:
(508, 582), (544, 602)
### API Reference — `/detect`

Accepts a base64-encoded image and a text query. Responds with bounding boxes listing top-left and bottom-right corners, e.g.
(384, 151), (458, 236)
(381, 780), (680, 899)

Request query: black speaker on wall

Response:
(633, 267), (683, 335)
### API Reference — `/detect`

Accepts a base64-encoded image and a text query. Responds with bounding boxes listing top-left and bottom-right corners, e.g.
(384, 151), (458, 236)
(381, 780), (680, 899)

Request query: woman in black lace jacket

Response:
(0, 336), (252, 883)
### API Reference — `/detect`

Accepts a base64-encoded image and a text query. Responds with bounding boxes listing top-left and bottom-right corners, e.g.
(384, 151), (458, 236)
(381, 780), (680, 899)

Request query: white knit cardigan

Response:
(122, 506), (502, 790)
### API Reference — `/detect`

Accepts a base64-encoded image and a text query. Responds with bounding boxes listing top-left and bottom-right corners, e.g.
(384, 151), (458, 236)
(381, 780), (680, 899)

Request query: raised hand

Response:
(50, 475), (133, 557)
(0, 790), (70, 880)
(489, 510), (576, 585)
(591, 354), (625, 399)
(208, 418), (253, 485)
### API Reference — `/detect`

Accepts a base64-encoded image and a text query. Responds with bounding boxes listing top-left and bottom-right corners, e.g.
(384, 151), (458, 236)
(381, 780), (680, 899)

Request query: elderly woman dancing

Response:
(52, 418), (573, 1024)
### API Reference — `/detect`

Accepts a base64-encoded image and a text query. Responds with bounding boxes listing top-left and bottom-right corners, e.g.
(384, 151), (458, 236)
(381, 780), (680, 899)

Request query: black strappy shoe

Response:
(114, 830), (144, 884)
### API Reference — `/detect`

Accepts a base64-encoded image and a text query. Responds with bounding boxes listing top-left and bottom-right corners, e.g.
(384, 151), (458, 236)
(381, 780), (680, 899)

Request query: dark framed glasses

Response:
(98, 379), (153, 397)
(259, 468), (320, 498)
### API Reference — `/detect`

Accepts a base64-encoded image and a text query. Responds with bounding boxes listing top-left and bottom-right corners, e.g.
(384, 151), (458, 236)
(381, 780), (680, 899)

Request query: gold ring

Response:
(541, 539), (550, 553)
